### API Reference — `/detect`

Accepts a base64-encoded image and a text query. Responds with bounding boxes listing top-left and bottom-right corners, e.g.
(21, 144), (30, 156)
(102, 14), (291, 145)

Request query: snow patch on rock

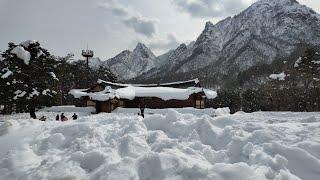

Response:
(269, 72), (286, 81)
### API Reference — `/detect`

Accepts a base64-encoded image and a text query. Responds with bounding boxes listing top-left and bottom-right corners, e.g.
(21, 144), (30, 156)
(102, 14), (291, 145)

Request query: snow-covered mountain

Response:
(104, 43), (157, 80)
(140, 42), (195, 79)
(134, 0), (320, 87)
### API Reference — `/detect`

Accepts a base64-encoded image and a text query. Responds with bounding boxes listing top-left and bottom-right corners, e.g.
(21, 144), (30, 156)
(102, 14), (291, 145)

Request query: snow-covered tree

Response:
(53, 54), (117, 105)
(0, 41), (58, 115)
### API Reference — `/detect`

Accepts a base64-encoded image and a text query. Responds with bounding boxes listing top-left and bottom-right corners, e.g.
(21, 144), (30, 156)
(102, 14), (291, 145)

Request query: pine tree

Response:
(0, 41), (58, 115)
(54, 54), (118, 105)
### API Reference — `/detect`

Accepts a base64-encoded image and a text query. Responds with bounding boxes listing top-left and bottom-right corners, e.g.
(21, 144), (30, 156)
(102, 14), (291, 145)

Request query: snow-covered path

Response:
(0, 109), (320, 180)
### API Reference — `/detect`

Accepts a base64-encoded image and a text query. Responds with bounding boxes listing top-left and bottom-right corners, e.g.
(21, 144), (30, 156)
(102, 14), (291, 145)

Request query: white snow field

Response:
(0, 107), (320, 180)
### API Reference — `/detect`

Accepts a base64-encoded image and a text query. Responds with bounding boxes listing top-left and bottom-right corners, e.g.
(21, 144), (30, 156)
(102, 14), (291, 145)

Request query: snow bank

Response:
(40, 106), (95, 113)
(113, 107), (229, 117)
(1, 110), (320, 179)
(0, 121), (12, 136)
(11, 46), (31, 65)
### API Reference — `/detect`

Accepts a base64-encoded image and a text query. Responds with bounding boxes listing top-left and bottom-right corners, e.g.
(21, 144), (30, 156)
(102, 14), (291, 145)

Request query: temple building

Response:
(70, 79), (217, 113)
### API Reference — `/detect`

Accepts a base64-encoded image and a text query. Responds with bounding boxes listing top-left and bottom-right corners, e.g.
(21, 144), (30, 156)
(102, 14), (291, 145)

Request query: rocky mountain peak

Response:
(177, 43), (187, 51)
(133, 42), (156, 59)
(204, 21), (214, 31)
(105, 43), (156, 80)
(134, 43), (149, 53)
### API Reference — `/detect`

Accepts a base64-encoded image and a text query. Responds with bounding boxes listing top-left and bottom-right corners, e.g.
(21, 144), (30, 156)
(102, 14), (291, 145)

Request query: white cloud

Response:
(172, 0), (253, 18)
(99, 0), (157, 37)
(148, 33), (180, 55)
(99, 0), (181, 54)
(124, 16), (157, 38)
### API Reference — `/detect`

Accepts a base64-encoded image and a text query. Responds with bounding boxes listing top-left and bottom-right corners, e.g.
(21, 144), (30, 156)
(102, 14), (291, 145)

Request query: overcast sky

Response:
(0, 0), (319, 59)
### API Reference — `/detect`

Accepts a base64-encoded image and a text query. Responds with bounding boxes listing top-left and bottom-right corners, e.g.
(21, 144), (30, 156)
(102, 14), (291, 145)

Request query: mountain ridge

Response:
(132, 0), (320, 87)
(100, 0), (320, 87)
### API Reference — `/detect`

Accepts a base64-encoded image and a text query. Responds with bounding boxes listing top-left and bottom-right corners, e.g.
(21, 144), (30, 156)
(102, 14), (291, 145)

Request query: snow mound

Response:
(40, 106), (95, 113)
(1, 110), (320, 179)
(0, 121), (12, 136)
(113, 107), (228, 117)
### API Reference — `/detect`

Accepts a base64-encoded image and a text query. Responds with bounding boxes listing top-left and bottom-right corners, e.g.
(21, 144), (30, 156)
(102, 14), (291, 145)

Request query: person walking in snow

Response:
(56, 114), (60, 121)
(139, 105), (145, 118)
(28, 105), (37, 119)
(72, 113), (78, 120)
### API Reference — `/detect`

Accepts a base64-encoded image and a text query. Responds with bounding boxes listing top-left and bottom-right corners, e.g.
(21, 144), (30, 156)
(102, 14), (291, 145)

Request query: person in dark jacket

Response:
(28, 105), (37, 119)
(72, 113), (78, 120)
(56, 114), (60, 121)
(139, 105), (145, 118)
(60, 113), (65, 120)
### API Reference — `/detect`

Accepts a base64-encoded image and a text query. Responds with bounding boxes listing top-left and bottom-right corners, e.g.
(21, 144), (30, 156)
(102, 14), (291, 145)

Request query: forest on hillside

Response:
(208, 47), (320, 113)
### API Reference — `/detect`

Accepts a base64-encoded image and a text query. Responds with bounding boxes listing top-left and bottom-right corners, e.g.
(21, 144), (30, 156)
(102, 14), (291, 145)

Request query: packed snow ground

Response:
(0, 107), (320, 180)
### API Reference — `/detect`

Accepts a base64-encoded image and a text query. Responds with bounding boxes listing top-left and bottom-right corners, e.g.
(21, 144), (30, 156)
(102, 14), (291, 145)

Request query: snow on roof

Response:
(70, 86), (217, 101)
(160, 78), (200, 86)
(69, 89), (90, 99)
(118, 86), (203, 101)
(11, 46), (31, 65)
(97, 78), (200, 88)
(269, 72), (286, 81)
(97, 79), (157, 87)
